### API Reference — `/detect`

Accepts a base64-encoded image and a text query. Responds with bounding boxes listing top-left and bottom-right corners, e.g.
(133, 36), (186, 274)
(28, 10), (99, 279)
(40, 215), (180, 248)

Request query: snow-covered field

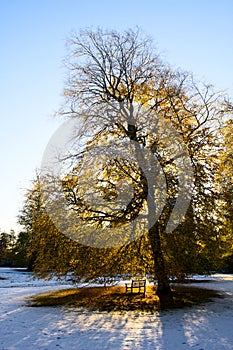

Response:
(0, 268), (233, 350)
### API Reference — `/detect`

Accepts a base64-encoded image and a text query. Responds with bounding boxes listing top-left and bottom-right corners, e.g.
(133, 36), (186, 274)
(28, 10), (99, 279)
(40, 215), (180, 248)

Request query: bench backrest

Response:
(132, 279), (146, 287)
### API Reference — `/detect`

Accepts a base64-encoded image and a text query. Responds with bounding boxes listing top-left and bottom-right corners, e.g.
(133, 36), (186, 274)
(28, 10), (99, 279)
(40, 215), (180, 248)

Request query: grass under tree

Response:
(28, 283), (222, 312)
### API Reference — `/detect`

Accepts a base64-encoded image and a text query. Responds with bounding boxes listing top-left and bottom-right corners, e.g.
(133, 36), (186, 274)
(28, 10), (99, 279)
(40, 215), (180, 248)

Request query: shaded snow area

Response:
(1, 268), (233, 350)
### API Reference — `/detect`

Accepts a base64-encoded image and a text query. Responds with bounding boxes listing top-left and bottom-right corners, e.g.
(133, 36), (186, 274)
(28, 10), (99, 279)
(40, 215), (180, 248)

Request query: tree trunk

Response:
(126, 120), (174, 306)
(148, 222), (174, 307)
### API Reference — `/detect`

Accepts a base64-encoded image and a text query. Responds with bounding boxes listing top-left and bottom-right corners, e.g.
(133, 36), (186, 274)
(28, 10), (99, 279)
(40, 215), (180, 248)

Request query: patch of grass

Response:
(171, 285), (222, 308)
(28, 284), (222, 312)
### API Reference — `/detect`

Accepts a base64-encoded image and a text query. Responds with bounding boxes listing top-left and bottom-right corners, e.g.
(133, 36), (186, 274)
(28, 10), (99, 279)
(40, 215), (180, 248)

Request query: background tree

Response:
(0, 229), (31, 267)
(216, 118), (233, 272)
(0, 231), (9, 263)
(0, 230), (16, 266)
(20, 28), (232, 303)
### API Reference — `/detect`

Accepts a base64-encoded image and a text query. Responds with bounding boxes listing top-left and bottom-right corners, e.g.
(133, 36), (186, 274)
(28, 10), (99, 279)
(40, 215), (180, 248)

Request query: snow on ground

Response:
(1, 268), (233, 350)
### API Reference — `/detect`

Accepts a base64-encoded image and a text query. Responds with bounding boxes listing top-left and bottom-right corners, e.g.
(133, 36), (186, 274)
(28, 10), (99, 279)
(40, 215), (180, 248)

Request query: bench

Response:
(125, 279), (146, 296)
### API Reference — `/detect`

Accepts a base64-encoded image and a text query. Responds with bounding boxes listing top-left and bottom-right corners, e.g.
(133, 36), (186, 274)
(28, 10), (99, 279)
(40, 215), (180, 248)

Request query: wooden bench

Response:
(125, 279), (146, 296)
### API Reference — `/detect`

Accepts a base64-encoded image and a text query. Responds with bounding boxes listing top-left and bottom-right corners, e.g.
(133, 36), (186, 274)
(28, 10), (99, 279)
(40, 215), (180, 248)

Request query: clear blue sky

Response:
(0, 0), (233, 233)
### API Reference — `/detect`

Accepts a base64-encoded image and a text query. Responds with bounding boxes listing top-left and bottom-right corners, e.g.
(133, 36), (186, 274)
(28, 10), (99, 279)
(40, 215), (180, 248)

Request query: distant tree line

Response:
(0, 229), (32, 268)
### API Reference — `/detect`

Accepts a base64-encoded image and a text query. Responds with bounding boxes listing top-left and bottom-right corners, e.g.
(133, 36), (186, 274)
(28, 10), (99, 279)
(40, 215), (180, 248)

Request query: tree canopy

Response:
(19, 28), (233, 302)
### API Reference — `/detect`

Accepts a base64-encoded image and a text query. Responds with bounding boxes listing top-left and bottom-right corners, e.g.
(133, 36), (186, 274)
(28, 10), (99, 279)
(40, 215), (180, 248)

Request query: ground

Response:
(0, 268), (233, 350)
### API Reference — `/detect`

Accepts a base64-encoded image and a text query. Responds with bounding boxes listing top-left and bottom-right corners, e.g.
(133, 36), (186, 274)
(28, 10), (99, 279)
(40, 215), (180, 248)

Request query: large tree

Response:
(21, 28), (232, 302)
